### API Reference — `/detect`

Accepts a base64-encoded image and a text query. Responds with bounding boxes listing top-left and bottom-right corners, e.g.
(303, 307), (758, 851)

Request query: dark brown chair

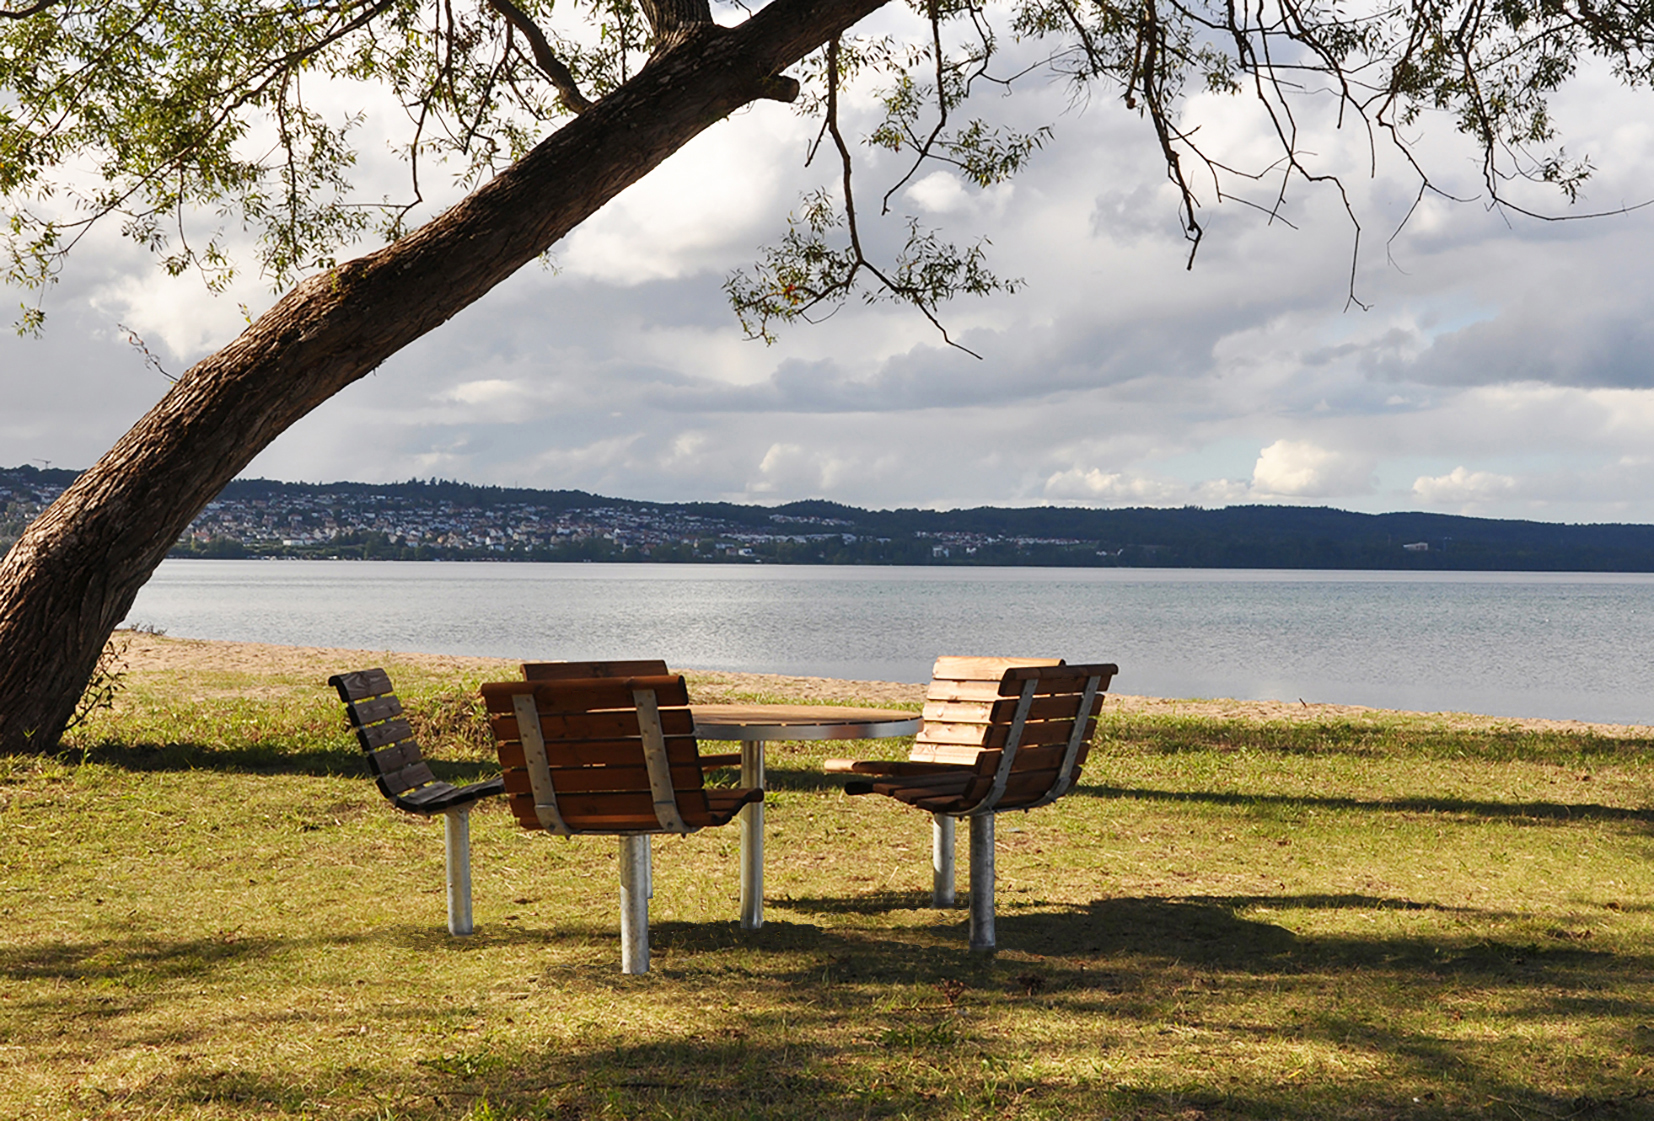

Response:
(329, 668), (505, 935)
(481, 673), (761, 973)
(825, 657), (1117, 952)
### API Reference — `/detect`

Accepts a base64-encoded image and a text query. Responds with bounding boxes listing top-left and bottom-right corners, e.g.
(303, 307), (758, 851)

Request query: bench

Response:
(480, 673), (762, 973)
(825, 656), (1117, 952)
(329, 668), (506, 936)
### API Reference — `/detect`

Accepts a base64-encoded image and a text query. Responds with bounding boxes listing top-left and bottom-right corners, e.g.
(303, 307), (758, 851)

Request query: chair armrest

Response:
(698, 752), (741, 769)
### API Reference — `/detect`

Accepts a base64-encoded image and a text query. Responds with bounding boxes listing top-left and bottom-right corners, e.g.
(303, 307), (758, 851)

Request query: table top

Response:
(692, 703), (921, 742)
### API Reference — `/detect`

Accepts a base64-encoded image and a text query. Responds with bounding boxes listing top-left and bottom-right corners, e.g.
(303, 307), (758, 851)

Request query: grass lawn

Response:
(1, 636), (1651, 1120)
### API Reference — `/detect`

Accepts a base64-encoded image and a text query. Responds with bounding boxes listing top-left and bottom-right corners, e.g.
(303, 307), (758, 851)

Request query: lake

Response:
(123, 560), (1654, 725)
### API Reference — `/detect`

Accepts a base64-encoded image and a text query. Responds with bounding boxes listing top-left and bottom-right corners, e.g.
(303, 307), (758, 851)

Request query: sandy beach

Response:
(110, 629), (1654, 737)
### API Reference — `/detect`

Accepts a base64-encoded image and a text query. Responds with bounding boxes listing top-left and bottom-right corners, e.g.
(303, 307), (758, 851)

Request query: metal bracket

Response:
(1023, 673), (1102, 810)
(512, 692), (572, 835)
(635, 688), (692, 834)
(969, 677), (1038, 816)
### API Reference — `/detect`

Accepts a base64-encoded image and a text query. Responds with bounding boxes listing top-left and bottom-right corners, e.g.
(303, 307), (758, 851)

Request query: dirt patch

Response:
(112, 630), (1654, 736)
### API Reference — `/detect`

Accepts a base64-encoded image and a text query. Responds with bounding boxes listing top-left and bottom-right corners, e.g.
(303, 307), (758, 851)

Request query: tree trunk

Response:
(0, 0), (885, 753)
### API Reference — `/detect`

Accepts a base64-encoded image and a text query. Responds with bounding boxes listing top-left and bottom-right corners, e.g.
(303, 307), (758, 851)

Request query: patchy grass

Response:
(0, 648), (1650, 1119)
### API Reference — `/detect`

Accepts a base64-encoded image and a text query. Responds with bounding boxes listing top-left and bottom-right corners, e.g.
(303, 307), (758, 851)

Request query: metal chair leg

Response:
(444, 806), (474, 936)
(968, 813), (996, 953)
(932, 813), (956, 907)
(619, 834), (652, 974)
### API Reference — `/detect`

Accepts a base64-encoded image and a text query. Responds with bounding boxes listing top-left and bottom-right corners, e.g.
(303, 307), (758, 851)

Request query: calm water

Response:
(125, 561), (1654, 725)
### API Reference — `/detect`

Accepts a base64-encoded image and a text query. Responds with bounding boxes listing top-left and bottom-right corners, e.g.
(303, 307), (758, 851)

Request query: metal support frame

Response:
(619, 834), (653, 974)
(444, 806), (475, 936)
(968, 813), (996, 953)
(932, 813), (956, 907)
(739, 740), (766, 930)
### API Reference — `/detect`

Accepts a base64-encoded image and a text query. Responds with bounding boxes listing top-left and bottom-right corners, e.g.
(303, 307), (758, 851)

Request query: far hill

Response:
(6, 465), (1654, 569)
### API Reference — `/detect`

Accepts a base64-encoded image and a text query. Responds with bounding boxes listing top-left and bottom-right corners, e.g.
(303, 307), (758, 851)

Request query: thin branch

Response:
(0, 0), (65, 17)
(485, 0), (594, 112)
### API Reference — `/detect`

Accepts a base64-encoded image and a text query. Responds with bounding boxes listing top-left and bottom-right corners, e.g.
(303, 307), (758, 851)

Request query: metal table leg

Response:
(739, 739), (766, 930)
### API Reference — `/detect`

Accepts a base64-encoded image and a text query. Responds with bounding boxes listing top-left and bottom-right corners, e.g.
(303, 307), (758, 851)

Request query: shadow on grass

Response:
(13, 908), (1654, 1120)
(42, 739), (502, 784)
(1082, 782), (1654, 827)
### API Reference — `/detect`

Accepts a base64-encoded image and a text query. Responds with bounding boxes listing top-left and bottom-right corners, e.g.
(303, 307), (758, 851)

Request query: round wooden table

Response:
(692, 704), (922, 930)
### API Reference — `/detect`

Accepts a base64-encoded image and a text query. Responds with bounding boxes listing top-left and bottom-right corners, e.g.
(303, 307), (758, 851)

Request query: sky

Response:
(7, 8), (1654, 523)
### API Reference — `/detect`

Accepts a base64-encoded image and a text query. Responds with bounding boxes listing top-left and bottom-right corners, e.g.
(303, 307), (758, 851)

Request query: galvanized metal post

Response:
(619, 834), (651, 974)
(444, 806), (474, 936)
(967, 813), (996, 953)
(739, 740), (766, 930)
(932, 813), (956, 907)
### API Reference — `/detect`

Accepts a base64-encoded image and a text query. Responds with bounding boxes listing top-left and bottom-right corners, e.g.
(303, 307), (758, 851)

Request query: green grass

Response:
(2, 648), (1651, 1119)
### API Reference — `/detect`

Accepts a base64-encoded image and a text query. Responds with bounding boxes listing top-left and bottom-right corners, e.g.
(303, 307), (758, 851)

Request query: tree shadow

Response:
(1080, 782), (1654, 828)
(14, 903), (1654, 1121)
(44, 738), (501, 784)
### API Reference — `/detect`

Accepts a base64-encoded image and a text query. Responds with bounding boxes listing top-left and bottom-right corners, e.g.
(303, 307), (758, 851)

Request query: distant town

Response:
(9, 463), (1654, 569)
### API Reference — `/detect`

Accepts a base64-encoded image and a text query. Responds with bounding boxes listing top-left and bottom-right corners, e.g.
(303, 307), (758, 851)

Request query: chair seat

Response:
(392, 775), (506, 814)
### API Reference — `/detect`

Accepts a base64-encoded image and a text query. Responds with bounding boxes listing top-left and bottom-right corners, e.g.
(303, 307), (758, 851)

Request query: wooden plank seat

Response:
(329, 668), (506, 936)
(481, 673), (762, 974)
(824, 656), (1117, 953)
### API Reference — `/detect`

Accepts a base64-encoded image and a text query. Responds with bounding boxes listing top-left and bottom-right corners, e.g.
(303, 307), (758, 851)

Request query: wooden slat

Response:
(920, 694), (1088, 724)
(348, 694), (403, 725)
(366, 741), (422, 776)
(928, 656), (1061, 681)
(357, 717), (416, 751)
(917, 718), (1089, 750)
(531, 708), (693, 740)
(522, 660), (670, 681)
(330, 668), (394, 703)
(910, 743), (1001, 766)
(377, 760), (437, 794)
(924, 679), (1024, 703)
(480, 676), (690, 714)
(491, 732), (703, 769)
(532, 764), (707, 794)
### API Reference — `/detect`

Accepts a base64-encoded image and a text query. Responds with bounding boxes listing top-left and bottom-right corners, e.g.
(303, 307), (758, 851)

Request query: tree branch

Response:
(0, 0), (64, 17)
(484, 0), (594, 113)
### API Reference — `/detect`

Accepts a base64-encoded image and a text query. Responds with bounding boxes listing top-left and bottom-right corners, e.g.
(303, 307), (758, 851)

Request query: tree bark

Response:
(0, 0), (887, 753)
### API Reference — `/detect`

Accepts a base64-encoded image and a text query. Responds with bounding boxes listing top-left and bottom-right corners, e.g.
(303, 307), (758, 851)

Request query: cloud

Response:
(1250, 440), (1375, 499)
(1412, 466), (1520, 507)
(10, 51), (1654, 526)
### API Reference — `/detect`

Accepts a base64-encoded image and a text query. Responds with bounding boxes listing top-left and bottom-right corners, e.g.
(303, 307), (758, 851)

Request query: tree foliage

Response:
(6, 0), (1653, 340)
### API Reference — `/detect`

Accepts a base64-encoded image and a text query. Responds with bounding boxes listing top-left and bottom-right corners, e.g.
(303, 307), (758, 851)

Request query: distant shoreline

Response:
(117, 631), (1654, 739)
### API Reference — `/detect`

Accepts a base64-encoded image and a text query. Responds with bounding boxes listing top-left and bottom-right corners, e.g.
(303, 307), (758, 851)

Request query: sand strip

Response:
(111, 630), (1653, 737)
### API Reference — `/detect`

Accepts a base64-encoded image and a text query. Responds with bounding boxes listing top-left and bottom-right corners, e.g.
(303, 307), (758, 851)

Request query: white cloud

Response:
(1251, 440), (1375, 499)
(1412, 467), (1520, 506)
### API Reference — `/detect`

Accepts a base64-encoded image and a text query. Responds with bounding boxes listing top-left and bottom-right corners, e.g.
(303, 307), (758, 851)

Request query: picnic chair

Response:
(825, 657), (1117, 953)
(329, 668), (506, 936)
(480, 674), (762, 974)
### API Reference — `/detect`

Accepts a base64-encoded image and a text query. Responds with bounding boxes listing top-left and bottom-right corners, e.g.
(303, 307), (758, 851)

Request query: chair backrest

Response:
(329, 668), (445, 810)
(481, 675), (716, 835)
(522, 659), (670, 681)
(914, 658), (1117, 814)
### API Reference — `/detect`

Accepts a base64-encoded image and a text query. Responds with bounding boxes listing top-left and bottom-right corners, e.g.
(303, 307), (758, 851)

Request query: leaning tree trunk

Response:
(0, 0), (884, 753)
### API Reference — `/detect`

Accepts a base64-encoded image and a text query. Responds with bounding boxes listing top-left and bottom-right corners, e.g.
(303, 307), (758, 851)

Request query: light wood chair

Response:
(480, 673), (761, 973)
(825, 656), (1117, 952)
